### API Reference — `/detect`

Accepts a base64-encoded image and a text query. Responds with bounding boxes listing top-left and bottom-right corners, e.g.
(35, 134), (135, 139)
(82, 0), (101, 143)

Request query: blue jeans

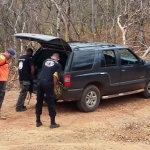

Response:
(0, 81), (6, 110)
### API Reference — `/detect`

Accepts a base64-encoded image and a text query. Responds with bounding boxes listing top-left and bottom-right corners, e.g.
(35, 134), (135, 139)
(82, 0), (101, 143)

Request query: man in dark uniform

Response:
(36, 53), (62, 128)
(16, 48), (34, 112)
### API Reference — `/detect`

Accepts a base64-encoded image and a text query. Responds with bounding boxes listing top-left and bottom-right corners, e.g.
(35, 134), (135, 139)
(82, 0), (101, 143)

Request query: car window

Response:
(119, 49), (139, 66)
(71, 50), (95, 71)
(102, 50), (116, 67)
(49, 39), (68, 46)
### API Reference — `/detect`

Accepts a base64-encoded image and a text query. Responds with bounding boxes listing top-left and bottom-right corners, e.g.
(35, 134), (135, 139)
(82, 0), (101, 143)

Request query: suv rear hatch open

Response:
(14, 33), (72, 52)
(14, 33), (72, 93)
(13, 33), (72, 70)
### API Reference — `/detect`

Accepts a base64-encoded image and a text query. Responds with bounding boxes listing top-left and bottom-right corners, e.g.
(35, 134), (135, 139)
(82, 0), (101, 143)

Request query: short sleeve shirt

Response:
(18, 55), (33, 81)
(38, 58), (62, 83)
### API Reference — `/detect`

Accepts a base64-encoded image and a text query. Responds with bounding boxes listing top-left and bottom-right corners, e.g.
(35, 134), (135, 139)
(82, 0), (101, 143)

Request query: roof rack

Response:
(68, 40), (88, 43)
(99, 44), (116, 48)
(80, 40), (88, 43)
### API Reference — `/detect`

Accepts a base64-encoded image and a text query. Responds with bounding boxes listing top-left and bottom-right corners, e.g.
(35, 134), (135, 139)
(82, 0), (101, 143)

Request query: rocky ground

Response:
(0, 91), (150, 150)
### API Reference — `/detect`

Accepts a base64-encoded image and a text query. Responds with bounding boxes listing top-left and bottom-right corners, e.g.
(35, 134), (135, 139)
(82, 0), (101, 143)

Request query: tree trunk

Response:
(117, 15), (127, 45)
(56, 2), (62, 37)
(142, 47), (150, 57)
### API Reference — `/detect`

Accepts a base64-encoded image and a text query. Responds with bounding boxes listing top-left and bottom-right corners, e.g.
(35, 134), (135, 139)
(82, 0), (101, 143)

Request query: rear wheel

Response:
(143, 81), (150, 98)
(76, 85), (100, 112)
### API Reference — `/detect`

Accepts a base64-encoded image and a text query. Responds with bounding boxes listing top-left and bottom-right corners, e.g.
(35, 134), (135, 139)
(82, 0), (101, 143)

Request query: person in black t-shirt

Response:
(16, 48), (35, 112)
(36, 53), (62, 128)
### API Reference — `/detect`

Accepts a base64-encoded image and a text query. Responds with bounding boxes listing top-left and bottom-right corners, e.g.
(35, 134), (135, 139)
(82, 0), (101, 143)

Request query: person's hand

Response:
(31, 76), (35, 79)
(54, 88), (57, 95)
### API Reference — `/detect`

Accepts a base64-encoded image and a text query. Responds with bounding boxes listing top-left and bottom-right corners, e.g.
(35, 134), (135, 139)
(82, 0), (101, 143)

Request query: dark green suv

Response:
(14, 33), (150, 112)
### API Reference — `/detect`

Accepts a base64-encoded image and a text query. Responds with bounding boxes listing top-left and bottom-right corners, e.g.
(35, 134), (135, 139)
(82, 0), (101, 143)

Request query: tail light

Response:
(64, 74), (71, 86)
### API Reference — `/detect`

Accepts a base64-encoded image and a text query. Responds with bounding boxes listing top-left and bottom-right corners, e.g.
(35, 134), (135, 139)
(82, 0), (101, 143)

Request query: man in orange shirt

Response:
(0, 48), (15, 119)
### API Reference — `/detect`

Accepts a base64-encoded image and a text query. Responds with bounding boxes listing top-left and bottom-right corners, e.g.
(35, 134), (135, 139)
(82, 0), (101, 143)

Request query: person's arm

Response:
(29, 58), (35, 77)
(56, 63), (62, 73)
(53, 72), (58, 94)
(31, 65), (35, 77)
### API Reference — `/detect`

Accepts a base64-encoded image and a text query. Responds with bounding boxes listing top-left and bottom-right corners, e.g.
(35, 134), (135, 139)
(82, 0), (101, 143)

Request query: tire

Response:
(76, 85), (100, 112)
(143, 81), (150, 98)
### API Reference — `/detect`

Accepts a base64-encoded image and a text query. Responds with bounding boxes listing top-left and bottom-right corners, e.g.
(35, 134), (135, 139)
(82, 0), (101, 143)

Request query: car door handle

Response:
(122, 70), (125, 72)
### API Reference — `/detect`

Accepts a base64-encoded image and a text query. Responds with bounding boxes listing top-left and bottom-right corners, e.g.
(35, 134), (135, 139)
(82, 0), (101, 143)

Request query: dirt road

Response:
(0, 91), (150, 150)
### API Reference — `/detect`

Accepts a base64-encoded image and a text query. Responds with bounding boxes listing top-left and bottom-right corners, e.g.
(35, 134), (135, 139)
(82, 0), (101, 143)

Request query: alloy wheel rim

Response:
(86, 91), (97, 107)
(147, 82), (150, 93)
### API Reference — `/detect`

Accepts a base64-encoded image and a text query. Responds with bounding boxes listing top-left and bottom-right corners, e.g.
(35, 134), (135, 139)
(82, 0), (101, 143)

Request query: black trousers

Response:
(0, 81), (6, 110)
(36, 80), (56, 117)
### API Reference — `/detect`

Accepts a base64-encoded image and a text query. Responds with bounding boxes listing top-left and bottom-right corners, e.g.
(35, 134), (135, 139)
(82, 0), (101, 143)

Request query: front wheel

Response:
(143, 81), (150, 98)
(76, 85), (100, 112)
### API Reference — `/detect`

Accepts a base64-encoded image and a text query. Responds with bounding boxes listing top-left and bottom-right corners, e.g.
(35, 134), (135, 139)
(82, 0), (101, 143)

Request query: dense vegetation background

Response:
(0, 0), (150, 58)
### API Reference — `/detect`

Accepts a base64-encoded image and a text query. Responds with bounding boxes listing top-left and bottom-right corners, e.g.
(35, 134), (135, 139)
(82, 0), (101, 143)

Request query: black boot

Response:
(50, 116), (60, 128)
(36, 115), (42, 127)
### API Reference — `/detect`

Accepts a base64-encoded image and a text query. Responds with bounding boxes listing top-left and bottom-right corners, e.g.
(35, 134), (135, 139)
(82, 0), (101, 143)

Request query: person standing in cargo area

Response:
(16, 48), (34, 112)
(0, 48), (15, 119)
(36, 53), (62, 128)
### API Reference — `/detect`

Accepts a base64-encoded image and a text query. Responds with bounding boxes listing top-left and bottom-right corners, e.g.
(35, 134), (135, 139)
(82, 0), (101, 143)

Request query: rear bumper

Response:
(32, 84), (83, 101)
(60, 89), (83, 101)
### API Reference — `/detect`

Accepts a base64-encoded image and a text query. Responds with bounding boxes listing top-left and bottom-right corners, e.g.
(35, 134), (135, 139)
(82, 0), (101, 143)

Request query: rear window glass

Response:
(71, 51), (95, 71)
(49, 39), (68, 46)
(40, 39), (71, 52)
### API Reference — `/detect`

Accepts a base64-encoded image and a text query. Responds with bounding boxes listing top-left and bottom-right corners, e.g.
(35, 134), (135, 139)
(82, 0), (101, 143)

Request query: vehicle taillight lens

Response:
(64, 74), (71, 86)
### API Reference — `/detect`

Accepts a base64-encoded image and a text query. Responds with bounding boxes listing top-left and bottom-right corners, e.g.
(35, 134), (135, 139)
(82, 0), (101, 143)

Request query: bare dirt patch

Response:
(0, 91), (150, 150)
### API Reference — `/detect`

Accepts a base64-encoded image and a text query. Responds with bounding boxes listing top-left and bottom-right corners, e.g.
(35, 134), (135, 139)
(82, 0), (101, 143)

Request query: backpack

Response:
(54, 72), (68, 99)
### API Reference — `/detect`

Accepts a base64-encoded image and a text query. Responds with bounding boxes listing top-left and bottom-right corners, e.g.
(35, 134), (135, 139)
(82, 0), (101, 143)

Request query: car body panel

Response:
(97, 49), (121, 95)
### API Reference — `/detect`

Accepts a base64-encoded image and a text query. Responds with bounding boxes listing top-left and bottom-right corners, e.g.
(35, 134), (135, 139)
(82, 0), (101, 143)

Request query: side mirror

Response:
(139, 59), (145, 65)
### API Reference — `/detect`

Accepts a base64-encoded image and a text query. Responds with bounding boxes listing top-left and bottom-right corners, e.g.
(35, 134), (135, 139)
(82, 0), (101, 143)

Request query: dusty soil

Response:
(0, 91), (150, 150)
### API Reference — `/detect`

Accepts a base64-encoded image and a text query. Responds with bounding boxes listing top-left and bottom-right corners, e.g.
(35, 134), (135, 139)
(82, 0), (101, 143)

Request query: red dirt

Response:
(0, 91), (150, 150)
